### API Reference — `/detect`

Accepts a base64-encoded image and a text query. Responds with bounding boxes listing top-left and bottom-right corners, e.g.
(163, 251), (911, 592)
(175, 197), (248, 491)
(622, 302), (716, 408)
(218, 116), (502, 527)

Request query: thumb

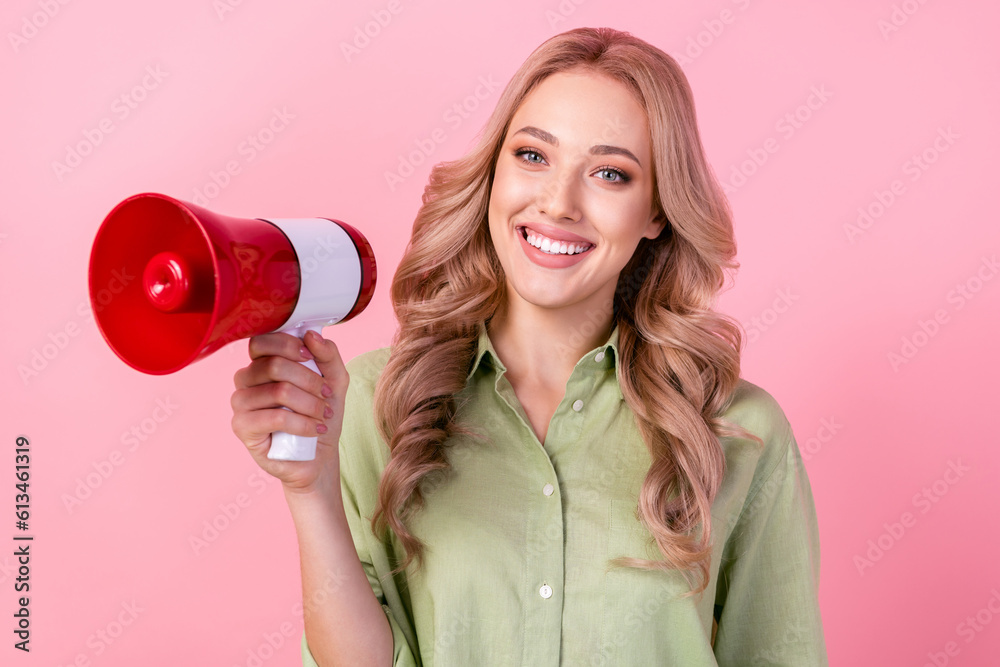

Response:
(303, 329), (350, 403)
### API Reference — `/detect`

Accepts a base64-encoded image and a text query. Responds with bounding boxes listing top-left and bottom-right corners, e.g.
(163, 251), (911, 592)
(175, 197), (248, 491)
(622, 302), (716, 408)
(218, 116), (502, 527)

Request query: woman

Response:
(231, 27), (828, 666)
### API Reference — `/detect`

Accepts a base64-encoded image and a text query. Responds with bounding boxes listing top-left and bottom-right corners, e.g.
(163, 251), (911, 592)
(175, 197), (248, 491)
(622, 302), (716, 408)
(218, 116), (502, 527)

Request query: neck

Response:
(487, 292), (614, 389)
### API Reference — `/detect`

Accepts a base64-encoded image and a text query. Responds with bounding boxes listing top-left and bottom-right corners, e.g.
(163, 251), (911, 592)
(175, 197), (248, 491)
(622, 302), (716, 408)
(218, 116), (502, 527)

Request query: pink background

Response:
(3, 0), (999, 665)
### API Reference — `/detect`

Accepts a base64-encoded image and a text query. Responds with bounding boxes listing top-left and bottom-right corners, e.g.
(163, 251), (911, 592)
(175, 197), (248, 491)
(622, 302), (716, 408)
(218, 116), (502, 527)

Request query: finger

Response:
(232, 405), (326, 448)
(235, 355), (330, 399)
(303, 330), (349, 395)
(235, 332), (313, 390)
(232, 382), (331, 423)
(246, 332), (316, 362)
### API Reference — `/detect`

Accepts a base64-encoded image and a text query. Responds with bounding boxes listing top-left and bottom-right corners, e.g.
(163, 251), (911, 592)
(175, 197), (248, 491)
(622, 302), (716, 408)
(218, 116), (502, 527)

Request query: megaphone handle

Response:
(266, 323), (326, 461)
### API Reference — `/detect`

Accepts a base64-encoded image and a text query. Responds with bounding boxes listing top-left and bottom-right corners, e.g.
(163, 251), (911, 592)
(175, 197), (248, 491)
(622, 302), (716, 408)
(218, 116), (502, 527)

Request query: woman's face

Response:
(488, 68), (665, 321)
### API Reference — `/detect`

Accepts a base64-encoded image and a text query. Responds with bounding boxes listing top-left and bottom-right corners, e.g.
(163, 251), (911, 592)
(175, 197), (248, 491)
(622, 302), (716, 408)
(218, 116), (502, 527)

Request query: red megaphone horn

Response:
(88, 192), (376, 461)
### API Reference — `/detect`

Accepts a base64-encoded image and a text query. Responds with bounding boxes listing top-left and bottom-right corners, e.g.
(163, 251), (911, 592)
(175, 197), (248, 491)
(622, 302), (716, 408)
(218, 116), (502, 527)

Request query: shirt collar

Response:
(467, 322), (624, 400)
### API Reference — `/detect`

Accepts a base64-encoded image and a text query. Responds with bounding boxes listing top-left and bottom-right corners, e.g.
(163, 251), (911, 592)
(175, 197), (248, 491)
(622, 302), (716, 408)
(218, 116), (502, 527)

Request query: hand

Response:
(230, 329), (349, 496)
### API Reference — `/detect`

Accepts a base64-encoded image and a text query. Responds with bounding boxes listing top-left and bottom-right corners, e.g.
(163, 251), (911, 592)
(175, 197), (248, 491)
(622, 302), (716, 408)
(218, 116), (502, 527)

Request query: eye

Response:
(512, 147), (632, 185)
(595, 166), (631, 184)
(513, 147), (546, 164)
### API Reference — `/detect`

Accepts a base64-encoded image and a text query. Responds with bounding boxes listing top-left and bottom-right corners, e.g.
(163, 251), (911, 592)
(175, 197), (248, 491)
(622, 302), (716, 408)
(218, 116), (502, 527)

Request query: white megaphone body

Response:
(88, 192), (377, 461)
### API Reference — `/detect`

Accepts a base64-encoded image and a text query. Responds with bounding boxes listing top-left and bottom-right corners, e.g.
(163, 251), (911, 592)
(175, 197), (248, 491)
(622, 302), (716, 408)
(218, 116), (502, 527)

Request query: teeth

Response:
(522, 228), (592, 255)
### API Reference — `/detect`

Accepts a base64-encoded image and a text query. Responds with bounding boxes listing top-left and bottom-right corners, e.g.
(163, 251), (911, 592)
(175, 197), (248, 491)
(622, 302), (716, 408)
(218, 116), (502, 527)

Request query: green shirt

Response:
(303, 325), (828, 666)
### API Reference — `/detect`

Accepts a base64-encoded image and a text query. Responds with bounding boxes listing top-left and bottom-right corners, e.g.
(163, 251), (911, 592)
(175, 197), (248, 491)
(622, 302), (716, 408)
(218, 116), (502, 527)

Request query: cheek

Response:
(487, 181), (513, 254)
(599, 197), (656, 244)
(487, 184), (505, 240)
(490, 163), (534, 213)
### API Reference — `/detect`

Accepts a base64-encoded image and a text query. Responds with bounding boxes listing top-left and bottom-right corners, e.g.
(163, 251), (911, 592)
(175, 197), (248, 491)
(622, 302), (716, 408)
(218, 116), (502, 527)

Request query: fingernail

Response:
(324, 405), (333, 419)
(316, 423), (328, 434)
(321, 384), (333, 397)
(300, 346), (314, 360)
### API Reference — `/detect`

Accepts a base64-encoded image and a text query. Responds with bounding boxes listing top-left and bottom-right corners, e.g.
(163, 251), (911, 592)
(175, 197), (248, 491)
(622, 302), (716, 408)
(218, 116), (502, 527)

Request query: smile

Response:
(517, 226), (595, 256)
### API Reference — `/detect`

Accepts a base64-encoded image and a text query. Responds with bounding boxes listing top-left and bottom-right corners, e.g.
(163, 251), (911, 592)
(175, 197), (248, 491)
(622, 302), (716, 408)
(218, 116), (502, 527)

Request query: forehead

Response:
(509, 70), (651, 157)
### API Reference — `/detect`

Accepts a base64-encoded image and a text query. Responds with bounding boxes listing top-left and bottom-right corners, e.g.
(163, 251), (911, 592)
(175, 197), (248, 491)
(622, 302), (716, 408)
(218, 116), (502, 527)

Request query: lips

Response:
(516, 222), (594, 246)
(514, 223), (595, 268)
(520, 228), (594, 256)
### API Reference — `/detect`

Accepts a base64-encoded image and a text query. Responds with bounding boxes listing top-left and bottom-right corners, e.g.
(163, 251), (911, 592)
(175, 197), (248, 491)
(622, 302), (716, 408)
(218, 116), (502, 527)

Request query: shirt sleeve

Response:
(300, 350), (420, 666)
(712, 427), (829, 666)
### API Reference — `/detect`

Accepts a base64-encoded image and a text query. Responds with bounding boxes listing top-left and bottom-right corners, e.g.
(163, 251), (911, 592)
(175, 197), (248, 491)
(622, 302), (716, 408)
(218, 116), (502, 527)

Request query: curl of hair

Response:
(371, 26), (763, 599)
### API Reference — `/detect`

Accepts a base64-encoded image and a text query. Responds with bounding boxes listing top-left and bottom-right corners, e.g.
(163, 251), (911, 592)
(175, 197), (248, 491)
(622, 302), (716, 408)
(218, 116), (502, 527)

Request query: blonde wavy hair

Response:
(370, 26), (762, 598)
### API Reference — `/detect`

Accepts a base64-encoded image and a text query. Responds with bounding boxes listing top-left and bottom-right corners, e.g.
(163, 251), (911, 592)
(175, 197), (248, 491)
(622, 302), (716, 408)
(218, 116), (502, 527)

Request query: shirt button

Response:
(595, 351), (605, 362)
(572, 399), (584, 412)
(539, 584), (553, 599)
(542, 483), (554, 496)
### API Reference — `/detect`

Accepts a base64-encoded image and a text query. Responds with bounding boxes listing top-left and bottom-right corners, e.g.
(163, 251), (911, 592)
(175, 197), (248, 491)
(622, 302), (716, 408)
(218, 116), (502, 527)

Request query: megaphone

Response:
(88, 192), (376, 461)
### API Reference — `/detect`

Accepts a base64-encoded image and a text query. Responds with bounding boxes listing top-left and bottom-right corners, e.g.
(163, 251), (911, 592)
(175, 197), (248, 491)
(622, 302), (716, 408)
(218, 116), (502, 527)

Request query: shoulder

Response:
(337, 346), (393, 468)
(343, 346), (393, 395)
(716, 378), (798, 491)
(718, 378), (794, 446)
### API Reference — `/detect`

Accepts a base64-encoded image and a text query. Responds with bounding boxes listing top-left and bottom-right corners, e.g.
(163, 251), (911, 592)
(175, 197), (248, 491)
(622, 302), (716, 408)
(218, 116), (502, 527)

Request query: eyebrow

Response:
(513, 125), (642, 167)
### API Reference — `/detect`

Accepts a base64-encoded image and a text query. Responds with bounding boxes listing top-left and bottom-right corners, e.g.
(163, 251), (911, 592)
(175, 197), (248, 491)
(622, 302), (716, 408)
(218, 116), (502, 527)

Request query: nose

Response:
(537, 164), (581, 222)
